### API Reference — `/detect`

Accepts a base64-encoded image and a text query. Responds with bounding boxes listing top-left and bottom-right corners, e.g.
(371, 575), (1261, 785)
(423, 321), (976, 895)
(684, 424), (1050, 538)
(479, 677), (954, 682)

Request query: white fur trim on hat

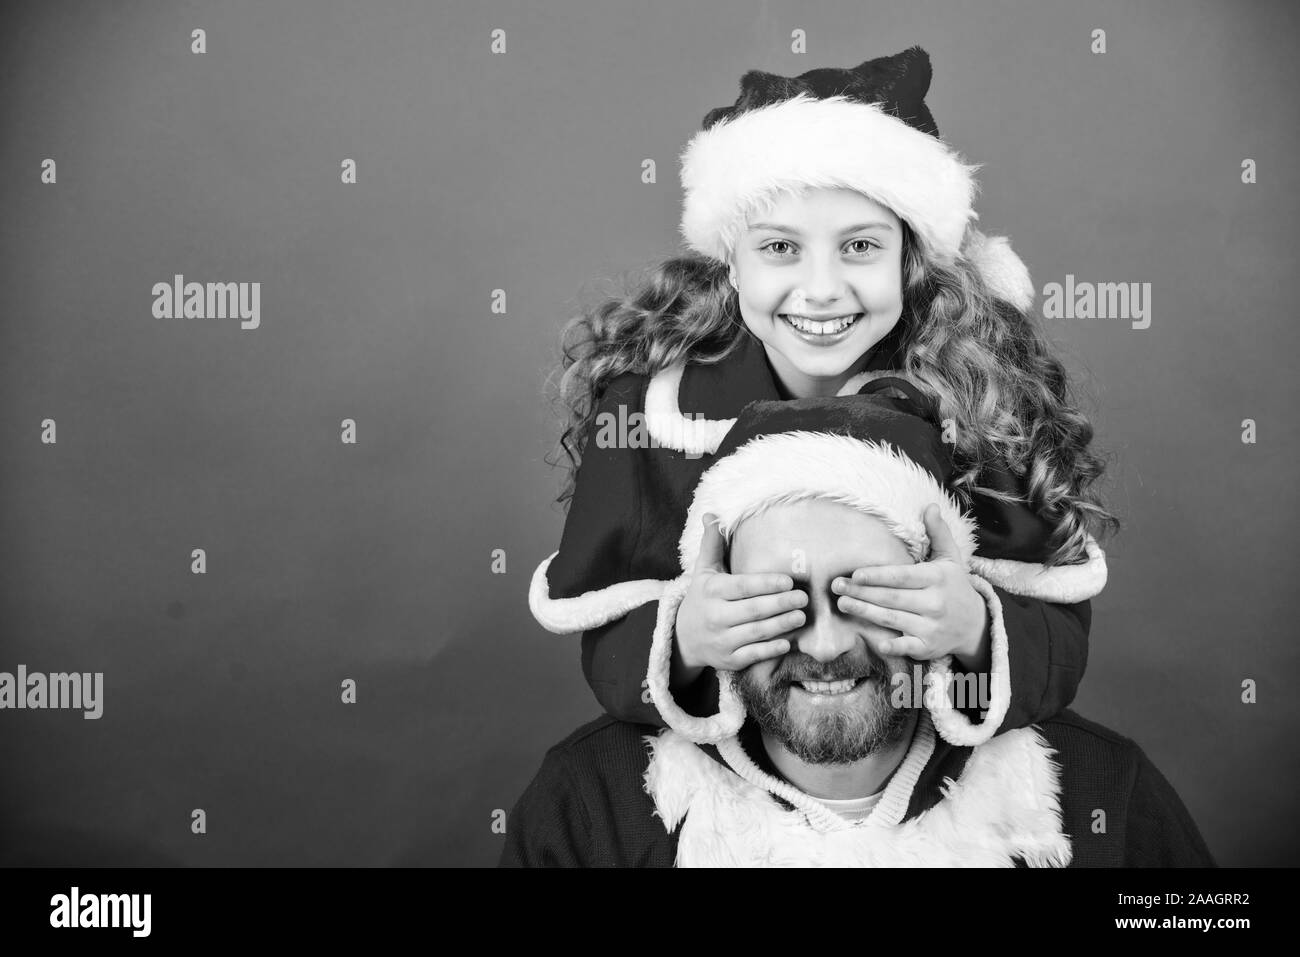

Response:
(679, 93), (980, 266)
(678, 431), (978, 575)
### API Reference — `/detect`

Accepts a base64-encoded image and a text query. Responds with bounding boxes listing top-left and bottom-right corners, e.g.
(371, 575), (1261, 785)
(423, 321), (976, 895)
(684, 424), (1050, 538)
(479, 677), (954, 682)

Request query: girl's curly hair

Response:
(545, 221), (1120, 567)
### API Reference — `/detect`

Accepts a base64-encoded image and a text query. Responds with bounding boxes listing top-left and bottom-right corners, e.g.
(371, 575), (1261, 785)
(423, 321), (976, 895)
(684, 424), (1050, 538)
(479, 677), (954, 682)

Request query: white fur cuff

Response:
(968, 534), (1108, 604)
(528, 552), (671, 635)
(645, 574), (748, 743)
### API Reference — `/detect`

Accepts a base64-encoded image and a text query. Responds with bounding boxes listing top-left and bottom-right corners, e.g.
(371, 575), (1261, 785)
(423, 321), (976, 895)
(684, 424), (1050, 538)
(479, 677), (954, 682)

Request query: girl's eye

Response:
(759, 239), (880, 257)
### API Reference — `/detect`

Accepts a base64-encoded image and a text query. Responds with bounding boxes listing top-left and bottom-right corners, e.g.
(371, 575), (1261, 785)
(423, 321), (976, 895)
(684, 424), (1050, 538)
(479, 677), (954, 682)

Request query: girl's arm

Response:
(942, 457), (1103, 741)
(532, 372), (712, 727)
(579, 603), (719, 726)
(988, 590), (1090, 731)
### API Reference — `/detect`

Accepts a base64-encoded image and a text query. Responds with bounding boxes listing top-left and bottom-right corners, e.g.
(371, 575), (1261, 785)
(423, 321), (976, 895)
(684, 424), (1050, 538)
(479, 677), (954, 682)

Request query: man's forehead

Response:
(730, 515), (911, 574)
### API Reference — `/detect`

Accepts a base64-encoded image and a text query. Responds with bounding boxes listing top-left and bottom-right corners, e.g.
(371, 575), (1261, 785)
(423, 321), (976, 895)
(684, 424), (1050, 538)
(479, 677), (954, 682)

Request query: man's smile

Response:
(789, 674), (879, 702)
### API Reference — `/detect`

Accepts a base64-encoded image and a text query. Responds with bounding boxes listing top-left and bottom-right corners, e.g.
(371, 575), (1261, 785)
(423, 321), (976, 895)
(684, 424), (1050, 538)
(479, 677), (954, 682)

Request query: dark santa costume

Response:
(499, 710), (1214, 867)
(530, 48), (1108, 748)
(505, 390), (1212, 867)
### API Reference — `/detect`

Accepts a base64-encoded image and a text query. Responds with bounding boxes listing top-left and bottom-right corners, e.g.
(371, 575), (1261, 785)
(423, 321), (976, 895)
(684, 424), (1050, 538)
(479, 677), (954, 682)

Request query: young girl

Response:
(529, 47), (1117, 746)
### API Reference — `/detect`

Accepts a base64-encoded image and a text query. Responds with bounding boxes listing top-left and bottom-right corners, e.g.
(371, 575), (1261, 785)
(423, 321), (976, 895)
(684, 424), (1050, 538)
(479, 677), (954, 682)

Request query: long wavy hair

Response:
(546, 220), (1120, 567)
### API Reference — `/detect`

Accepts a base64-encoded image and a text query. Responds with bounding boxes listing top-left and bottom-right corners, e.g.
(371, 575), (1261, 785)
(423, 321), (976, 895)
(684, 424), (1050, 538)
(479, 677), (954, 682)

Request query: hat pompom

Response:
(963, 230), (1035, 313)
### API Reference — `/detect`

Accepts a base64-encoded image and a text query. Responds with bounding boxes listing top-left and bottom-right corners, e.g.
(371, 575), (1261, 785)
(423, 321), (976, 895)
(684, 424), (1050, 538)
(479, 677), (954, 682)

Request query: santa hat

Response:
(644, 376), (1014, 746)
(679, 47), (1035, 312)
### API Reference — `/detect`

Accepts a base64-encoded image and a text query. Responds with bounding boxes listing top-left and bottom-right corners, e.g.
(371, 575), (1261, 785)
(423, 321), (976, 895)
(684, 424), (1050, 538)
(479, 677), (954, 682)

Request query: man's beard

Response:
(735, 645), (914, 765)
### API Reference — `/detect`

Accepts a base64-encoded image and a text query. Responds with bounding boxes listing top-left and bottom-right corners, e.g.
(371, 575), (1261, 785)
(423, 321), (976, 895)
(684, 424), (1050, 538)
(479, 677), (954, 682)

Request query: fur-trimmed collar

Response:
(642, 712), (1073, 867)
(644, 331), (904, 455)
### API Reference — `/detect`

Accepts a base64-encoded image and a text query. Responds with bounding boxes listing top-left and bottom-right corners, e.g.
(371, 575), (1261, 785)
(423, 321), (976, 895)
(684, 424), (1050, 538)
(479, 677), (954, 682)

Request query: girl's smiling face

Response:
(730, 187), (905, 399)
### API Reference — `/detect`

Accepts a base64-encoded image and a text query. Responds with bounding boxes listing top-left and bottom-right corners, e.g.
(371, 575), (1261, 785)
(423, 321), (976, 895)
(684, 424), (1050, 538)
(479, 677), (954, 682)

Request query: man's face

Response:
(730, 498), (916, 765)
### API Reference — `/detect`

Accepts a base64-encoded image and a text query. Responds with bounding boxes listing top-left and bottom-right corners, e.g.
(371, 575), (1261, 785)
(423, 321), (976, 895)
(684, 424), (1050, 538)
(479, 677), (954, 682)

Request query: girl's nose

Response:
(797, 255), (848, 306)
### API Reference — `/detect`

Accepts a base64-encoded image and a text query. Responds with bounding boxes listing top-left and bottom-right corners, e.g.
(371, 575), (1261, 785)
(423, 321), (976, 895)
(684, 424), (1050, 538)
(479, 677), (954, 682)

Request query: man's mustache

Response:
(769, 648), (893, 685)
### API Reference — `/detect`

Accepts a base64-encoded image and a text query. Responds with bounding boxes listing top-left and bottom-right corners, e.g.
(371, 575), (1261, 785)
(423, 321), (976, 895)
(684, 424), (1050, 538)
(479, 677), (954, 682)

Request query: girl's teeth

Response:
(798, 678), (858, 695)
(783, 314), (860, 335)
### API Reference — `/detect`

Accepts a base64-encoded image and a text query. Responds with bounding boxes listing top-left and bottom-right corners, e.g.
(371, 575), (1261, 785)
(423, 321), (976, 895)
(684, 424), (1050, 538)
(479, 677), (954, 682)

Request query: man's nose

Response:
(794, 591), (858, 664)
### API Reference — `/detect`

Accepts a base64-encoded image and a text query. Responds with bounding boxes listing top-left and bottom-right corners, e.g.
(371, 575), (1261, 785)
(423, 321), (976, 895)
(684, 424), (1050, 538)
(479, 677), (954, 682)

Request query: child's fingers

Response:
(721, 610), (806, 652)
(875, 634), (931, 659)
(708, 572), (795, 601)
(833, 578), (937, 616)
(721, 637), (792, 670)
(855, 626), (899, 660)
(850, 563), (938, 588)
(853, 621), (907, 650)
(835, 594), (930, 638)
(713, 589), (808, 627)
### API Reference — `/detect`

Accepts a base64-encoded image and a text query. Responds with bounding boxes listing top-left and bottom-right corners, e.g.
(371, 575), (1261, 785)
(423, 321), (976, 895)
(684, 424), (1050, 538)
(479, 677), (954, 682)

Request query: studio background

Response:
(2, 0), (1296, 867)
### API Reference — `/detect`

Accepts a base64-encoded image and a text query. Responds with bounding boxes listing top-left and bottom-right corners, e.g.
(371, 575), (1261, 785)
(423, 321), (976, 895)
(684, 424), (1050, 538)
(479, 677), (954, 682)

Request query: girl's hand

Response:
(672, 513), (808, 685)
(831, 504), (991, 670)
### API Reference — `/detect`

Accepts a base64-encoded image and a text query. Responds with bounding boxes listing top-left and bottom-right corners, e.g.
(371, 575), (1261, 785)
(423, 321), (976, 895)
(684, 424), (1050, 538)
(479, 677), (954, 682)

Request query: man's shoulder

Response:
(1032, 709), (1149, 797)
(538, 715), (660, 774)
(504, 716), (679, 867)
(1038, 708), (1144, 755)
(534, 717), (669, 848)
(547, 714), (658, 748)
(1034, 711), (1214, 866)
(1033, 709), (1175, 807)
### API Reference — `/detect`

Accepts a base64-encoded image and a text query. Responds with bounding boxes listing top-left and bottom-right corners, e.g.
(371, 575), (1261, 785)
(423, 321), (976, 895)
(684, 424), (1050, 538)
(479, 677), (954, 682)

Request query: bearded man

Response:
(502, 385), (1213, 867)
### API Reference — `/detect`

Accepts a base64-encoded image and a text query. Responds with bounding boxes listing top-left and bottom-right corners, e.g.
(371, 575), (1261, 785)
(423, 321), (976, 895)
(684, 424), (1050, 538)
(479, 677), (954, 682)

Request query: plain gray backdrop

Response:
(1, 0), (1297, 867)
